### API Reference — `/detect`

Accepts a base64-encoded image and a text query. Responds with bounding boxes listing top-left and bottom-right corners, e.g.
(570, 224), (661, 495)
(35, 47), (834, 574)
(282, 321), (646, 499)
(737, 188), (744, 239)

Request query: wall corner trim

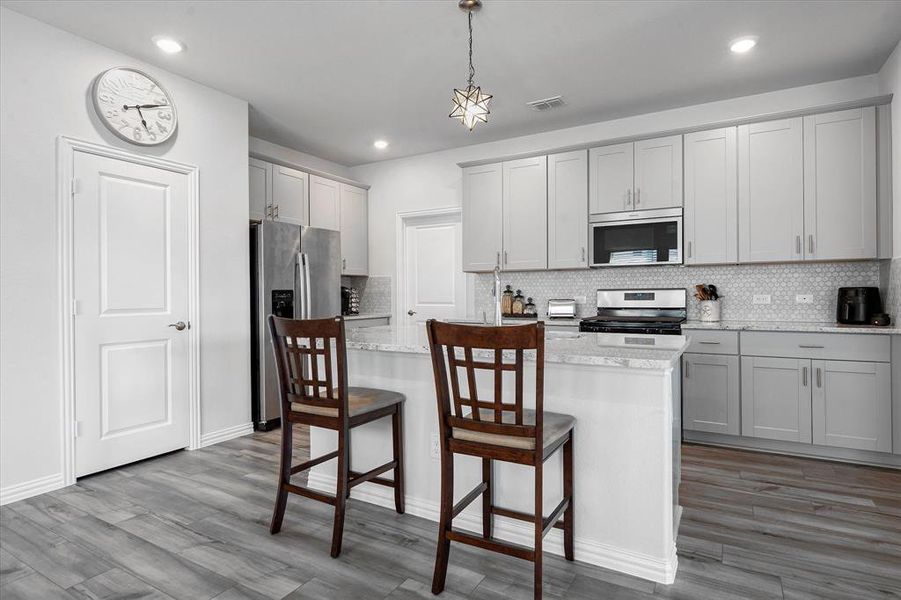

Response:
(0, 473), (66, 506)
(200, 422), (254, 448)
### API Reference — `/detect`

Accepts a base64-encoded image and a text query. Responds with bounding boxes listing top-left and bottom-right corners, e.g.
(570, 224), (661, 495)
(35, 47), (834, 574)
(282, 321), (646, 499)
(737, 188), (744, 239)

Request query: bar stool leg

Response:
(331, 430), (349, 558)
(270, 420), (292, 534)
(392, 408), (405, 514)
(534, 460), (543, 600)
(431, 448), (453, 594)
(563, 432), (575, 561)
(482, 458), (493, 538)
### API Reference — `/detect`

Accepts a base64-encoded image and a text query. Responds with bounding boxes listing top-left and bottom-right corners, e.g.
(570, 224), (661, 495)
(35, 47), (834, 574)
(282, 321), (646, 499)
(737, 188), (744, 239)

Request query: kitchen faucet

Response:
(493, 264), (503, 325)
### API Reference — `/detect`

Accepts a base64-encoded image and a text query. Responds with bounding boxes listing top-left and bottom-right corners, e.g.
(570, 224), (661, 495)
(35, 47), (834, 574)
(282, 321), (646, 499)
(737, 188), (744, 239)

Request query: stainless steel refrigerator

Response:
(250, 221), (341, 429)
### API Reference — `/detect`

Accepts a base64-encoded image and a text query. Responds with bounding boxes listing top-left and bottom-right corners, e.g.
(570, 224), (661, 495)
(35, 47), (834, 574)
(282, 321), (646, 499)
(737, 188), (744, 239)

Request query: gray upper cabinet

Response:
(683, 353), (740, 435)
(684, 128), (737, 265)
(547, 150), (588, 269)
(249, 158), (271, 221)
(503, 157), (548, 270)
(741, 356), (812, 443)
(589, 142), (634, 214)
(803, 107), (877, 261)
(811, 359), (891, 452)
(339, 183), (368, 275)
(309, 174), (341, 231)
(633, 135), (683, 211)
(738, 118), (804, 263)
(271, 164), (309, 226)
(462, 164), (503, 272)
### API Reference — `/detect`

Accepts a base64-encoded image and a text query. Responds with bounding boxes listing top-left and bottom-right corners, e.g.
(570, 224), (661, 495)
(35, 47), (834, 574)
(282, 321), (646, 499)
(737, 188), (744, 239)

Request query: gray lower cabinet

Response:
(740, 356), (812, 443)
(683, 353), (740, 435)
(811, 359), (891, 452)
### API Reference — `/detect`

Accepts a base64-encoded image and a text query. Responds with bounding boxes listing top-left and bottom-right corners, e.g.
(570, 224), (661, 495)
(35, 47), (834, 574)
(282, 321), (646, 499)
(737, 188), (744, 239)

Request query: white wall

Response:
(0, 9), (251, 496)
(249, 136), (353, 180)
(878, 40), (901, 258)
(350, 74), (883, 309)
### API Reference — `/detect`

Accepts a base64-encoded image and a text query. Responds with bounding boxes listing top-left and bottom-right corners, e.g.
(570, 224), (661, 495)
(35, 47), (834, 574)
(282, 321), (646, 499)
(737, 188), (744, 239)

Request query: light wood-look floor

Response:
(1, 428), (899, 599)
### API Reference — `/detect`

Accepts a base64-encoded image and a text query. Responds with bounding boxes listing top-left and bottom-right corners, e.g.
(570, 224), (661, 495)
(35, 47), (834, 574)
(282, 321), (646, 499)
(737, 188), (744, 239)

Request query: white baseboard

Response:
(308, 472), (677, 584)
(0, 472), (66, 506)
(200, 422), (254, 448)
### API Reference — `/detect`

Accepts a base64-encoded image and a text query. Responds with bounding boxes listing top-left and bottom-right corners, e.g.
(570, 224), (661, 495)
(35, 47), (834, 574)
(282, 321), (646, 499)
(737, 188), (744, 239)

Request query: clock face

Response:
(92, 67), (177, 146)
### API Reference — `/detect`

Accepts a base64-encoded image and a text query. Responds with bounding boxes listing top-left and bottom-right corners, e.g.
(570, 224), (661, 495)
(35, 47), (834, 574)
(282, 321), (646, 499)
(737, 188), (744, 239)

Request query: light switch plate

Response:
(795, 294), (814, 304)
(753, 294), (772, 305)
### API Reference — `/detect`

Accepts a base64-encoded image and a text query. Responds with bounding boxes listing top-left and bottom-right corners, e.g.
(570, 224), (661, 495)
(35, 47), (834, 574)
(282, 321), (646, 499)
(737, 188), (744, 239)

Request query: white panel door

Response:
(803, 107), (877, 260)
(462, 163), (503, 272)
(633, 135), (683, 210)
(547, 150), (588, 269)
(339, 183), (368, 275)
(272, 164), (308, 225)
(684, 128), (737, 265)
(402, 213), (466, 323)
(309, 174), (341, 231)
(589, 143), (633, 214)
(73, 152), (190, 477)
(248, 158), (271, 221)
(741, 356), (812, 443)
(502, 156), (547, 271)
(812, 360), (891, 452)
(738, 118), (804, 263)
(683, 353), (740, 435)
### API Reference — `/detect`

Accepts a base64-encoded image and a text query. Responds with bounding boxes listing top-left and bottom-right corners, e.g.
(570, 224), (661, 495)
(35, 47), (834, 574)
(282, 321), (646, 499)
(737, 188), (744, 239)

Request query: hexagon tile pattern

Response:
(474, 261), (885, 323)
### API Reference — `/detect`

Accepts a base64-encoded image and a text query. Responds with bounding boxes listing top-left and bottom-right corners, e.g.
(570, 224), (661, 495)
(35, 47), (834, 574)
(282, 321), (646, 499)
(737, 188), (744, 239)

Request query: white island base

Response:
(309, 325), (685, 584)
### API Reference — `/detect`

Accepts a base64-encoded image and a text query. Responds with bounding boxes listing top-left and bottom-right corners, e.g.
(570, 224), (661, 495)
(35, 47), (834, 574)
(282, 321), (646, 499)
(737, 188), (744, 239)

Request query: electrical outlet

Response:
(574, 295), (587, 305)
(753, 294), (772, 305)
(795, 294), (814, 304)
(430, 433), (440, 460)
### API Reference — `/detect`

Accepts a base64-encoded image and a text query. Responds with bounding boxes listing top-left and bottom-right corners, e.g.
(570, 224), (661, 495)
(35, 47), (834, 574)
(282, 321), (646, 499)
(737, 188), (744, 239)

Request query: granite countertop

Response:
(502, 316), (581, 328)
(683, 320), (901, 335)
(344, 324), (687, 370)
(344, 313), (391, 321)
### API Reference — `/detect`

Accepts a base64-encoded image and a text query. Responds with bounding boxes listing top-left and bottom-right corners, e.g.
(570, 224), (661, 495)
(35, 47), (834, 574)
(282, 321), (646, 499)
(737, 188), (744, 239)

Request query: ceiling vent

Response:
(526, 95), (565, 112)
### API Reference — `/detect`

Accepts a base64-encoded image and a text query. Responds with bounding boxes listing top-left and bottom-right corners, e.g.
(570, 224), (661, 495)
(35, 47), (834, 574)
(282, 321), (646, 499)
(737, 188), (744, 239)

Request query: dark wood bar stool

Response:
(267, 315), (405, 558)
(426, 320), (574, 600)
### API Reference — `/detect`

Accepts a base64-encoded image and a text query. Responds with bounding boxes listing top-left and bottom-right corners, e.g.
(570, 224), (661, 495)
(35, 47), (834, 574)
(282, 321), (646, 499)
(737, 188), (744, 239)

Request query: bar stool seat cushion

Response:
(452, 409), (575, 450)
(291, 387), (404, 418)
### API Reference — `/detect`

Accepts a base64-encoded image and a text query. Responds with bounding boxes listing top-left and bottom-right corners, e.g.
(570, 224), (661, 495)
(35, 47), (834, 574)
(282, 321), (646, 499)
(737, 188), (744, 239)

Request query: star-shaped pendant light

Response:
(449, 0), (492, 131)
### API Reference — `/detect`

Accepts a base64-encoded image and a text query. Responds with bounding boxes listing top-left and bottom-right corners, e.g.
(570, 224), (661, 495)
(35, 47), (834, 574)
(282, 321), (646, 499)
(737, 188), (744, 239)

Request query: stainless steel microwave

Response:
(589, 208), (683, 267)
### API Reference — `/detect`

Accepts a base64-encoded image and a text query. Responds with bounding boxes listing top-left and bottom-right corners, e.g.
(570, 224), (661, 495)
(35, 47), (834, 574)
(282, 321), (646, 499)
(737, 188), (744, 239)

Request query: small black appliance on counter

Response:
(836, 287), (883, 325)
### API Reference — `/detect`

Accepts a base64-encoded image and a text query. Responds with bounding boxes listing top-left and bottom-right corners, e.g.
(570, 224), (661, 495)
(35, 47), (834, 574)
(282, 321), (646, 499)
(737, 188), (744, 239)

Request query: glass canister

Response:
(512, 289), (525, 315)
(501, 285), (514, 316)
(523, 297), (537, 317)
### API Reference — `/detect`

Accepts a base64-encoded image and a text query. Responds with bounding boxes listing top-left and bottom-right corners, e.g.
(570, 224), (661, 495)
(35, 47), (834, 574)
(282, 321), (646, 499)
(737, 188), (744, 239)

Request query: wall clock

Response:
(92, 67), (178, 145)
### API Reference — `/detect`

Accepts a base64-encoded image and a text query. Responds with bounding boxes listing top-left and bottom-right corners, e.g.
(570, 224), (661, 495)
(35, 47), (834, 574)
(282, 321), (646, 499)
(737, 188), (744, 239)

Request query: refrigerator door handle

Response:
(296, 252), (308, 319)
(302, 253), (312, 319)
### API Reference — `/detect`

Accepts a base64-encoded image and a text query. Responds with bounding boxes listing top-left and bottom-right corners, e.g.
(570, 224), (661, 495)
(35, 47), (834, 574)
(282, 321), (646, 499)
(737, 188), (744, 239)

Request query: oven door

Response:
(590, 213), (682, 267)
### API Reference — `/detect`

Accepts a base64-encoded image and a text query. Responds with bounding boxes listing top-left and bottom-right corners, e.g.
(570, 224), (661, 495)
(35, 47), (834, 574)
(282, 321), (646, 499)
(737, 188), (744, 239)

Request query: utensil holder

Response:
(699, 300), (721, 322)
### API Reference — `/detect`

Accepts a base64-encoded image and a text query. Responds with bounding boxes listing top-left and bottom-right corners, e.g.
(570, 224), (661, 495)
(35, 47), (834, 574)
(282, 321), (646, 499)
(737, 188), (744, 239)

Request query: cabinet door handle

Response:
(274, 205), (279, 220)
(504, 250), (508, 265)
(342, 258), (346, 271)
(625, 189), (632, 209)
(687, 241), (692, 258)
(684, 360), (690, 378)
(698, 341), (720, 345)
(802, 366), (808, 387)
(581, 246), (586, 261)
(795, 235), (801, 254)
(798, 344), (824, 349)
(635, 188), (640, 205)
(816, 367), (822, 388)
(496, 251), (500, 267)
(808, 234), (815, 255)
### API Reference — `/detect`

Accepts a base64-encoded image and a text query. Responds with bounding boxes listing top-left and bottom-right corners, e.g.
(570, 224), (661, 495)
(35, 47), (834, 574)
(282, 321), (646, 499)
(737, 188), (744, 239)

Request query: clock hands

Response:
(122, 104), (169, 132)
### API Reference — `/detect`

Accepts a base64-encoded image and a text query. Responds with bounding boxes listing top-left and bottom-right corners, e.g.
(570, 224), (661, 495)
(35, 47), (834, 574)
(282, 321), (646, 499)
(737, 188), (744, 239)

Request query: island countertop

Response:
(682, 320), (901, 335)
(344, 323), (687, 370)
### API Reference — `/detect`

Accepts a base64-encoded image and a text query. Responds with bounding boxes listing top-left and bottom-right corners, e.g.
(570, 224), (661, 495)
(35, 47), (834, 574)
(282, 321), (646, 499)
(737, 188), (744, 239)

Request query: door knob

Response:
(168, 321), (187, 331)
(407, 310), (416, 316)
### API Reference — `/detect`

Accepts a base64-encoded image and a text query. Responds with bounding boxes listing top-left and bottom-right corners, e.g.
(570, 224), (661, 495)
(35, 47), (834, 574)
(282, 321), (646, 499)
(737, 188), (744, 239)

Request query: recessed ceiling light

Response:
(373, 140), (389, 150)
(153, 36), (184, 54)
(730, 36), (758, 54)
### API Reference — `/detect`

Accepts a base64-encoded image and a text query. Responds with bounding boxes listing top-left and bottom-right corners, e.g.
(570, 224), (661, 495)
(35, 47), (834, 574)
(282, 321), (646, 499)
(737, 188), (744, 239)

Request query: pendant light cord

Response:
(468, 10), (475, 87)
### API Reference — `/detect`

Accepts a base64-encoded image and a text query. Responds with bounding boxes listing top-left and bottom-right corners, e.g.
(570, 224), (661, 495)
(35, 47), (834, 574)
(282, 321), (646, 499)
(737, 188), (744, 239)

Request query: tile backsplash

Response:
(474, 261), (885, 323)
(342, 275), (392, 315)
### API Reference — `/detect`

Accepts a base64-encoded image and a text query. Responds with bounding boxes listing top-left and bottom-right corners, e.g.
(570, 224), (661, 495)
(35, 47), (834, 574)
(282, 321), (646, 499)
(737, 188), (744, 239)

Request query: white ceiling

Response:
(3, 1), (900, 166)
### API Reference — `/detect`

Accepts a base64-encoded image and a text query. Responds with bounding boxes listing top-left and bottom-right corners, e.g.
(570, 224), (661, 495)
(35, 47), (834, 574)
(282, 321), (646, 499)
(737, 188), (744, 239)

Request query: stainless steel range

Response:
(579, 288), (687, 335)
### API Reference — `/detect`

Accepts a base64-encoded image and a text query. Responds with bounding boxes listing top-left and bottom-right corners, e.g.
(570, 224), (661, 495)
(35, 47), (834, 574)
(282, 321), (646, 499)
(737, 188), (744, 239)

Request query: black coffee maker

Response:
(836, 287), (882, 325)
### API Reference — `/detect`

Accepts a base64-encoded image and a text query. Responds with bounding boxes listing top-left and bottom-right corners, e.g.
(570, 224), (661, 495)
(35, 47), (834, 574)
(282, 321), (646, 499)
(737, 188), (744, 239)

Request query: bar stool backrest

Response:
(426, 320), (545, 452)
(268, 315), (348, 419)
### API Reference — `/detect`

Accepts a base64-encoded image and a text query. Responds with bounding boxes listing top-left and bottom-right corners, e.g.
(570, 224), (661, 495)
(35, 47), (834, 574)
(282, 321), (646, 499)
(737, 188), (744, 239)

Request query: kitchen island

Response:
(308, 324), (687, 584)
